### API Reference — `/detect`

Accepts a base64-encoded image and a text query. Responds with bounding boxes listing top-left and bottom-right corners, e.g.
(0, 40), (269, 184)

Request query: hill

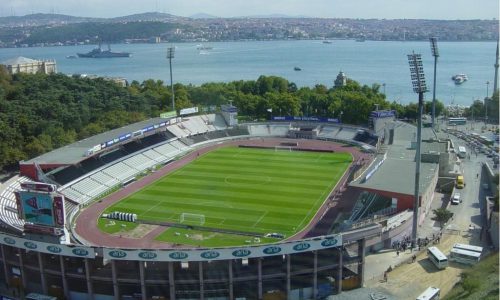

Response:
(0, 13), (102, 28)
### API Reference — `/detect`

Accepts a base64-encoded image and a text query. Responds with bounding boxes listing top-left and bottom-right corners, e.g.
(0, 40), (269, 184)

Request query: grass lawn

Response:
(443, 252), (499, 300)
(154, 227), (279, 247)
(98, 146), (352, 245)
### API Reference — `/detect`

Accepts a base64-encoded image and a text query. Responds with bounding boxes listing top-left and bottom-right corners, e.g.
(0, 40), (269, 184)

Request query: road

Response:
(335, 124), (496, 299)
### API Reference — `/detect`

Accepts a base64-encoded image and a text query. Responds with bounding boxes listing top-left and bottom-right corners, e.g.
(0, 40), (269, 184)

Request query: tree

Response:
(424, 100), (445, 117)
(465, 100), (484, 119)
(432, 208), (453, 228)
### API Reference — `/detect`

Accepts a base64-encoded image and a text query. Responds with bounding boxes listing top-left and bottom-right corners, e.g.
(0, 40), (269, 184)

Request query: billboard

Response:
(160, 111), (177, 118)
(103, 234), (342, 262)
(0, 233), (95, 258)
(370, 110), (396, 118)
(272, 116), (340, 123)
(18, 191), (57, 227)
(179, 107), (199, 116)
(20, 182), (56, 193)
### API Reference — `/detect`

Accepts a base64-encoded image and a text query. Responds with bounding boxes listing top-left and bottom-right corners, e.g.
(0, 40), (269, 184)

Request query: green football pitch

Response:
(99, 146), (352, 241)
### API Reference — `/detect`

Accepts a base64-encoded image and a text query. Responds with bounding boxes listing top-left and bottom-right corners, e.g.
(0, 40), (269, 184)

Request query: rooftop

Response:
(2, 56), (41, 65)
(22, 117), (170, 165)
(351, 121), (439, 196)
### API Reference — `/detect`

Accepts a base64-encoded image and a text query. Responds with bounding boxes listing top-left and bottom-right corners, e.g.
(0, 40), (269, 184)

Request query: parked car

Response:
(451, 193), (461, 205)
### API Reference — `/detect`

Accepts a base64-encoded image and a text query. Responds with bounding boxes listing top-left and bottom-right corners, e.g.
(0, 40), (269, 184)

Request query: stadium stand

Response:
(167, 124), (189, 138)
(0, 176), (29, 230)
(211, 114), (229, 129)
(79, 157), (105, 172)
(170, 139), (189, 151)
(226, 127), (250, 136)
(181, 116), (212, 134)
(122, 153), (157, 171)
(99, 148), (129, 164)
(142, 149), (168, 163)
(154, 142), (182, 157)
(205, 130), (229, 140)
(89, 171), (120, 188)
(122, 140), (145, 154)
(248, 124), (273, 136)
(186, 134), (209, 144)
(200, 114), (217, 131)
(60, 186), (88, 203)
(353, 130), (379, 146)
(70, 177), (109, 200)
(334, 126), (358, 140)
(50, 165), (86, 185)
(269, 124), (291, 136)
(318, 125), (341, 138)
(247, 124), (290, 136)
(102, 162), (139, 182)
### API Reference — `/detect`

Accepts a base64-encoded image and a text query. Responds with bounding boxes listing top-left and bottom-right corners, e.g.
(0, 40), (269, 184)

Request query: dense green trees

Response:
(24, 22), (189, 44)
(0, 70), (446, 171)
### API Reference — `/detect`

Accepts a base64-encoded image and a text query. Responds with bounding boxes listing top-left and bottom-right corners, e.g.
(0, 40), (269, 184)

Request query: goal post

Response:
(180, 213), (206, 225)
(274, 146), (292, 152)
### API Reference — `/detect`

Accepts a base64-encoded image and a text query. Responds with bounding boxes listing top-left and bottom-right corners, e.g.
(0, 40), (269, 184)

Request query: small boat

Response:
(355, 38), (366, 42)
(66, 55), (77, 59)
(452, 74), (468, 85)
(197, 44), (213, 50)
(294, 67), (302, 71)
(322, 40), (332, 44)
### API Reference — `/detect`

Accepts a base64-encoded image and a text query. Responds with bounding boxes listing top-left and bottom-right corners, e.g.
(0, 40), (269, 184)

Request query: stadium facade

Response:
(0, 110), (454, 299)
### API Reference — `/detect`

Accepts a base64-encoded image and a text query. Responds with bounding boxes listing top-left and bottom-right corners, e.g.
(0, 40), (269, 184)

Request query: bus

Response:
(448, 117), (467, 125)
(427, 246), (448, 269)
(457, 146), (467, 158)
(478, 136), (494, 146)
(449, 248), (481, 265)
(416, 286), (440, 300)
(452, 243), (483, 254)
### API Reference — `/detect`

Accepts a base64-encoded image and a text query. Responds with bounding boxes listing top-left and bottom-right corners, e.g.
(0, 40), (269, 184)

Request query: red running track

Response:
(74, 138), (373, 248)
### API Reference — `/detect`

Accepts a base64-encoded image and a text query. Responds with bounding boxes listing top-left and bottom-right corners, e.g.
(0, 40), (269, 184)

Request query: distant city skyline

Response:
(0, 0), (498, 20)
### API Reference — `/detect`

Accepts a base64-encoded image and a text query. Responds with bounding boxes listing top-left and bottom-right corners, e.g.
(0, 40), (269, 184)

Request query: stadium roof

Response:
(350, 121), (439, 196)
(421, 139), (448, 154)
(22, 117), (170, 165)
(350, 159), (438, 196)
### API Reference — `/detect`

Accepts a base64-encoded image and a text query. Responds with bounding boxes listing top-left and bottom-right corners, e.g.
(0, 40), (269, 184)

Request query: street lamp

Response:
(485, 81), (489, 124)
(167, 46), (175, 112)
(382, 83), (386, 95)
(429, 37), (439, 130)
(407, 52), (428, 246)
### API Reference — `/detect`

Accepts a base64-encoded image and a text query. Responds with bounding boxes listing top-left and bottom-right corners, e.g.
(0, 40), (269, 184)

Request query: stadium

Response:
(0, 105), (456, 300)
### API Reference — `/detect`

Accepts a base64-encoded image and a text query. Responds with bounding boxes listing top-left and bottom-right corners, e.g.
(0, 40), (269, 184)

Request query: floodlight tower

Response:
(429, 37), (439, 129)
(167, 46), (175, 112)
(407, 52), (428, 245)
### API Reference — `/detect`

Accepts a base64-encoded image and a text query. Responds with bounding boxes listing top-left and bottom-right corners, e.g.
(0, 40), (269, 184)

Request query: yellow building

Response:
(2, 56), (57, 75)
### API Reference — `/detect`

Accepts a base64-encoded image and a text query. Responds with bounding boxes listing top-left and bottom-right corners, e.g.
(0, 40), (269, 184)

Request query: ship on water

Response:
(77, 44), (131, 58)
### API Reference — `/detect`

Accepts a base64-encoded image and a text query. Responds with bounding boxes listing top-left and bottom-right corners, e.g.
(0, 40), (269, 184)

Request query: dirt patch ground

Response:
(113, 224), (159, 239)
(365, 233), (472, 299)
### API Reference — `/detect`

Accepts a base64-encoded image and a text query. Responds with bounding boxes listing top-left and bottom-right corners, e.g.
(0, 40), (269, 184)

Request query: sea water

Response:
(0, 40), (496, 105)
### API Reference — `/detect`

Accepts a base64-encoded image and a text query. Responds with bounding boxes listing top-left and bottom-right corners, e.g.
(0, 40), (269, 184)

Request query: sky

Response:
(0, 0), (498, 19)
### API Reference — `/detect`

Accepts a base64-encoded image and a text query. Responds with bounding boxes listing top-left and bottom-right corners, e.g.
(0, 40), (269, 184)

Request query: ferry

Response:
(197, 44), (213, 50)
(452, 74), (468, 85)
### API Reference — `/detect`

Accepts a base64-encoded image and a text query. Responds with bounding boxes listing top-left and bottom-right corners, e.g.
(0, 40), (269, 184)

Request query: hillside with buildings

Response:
(0, 13), (497, 48)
